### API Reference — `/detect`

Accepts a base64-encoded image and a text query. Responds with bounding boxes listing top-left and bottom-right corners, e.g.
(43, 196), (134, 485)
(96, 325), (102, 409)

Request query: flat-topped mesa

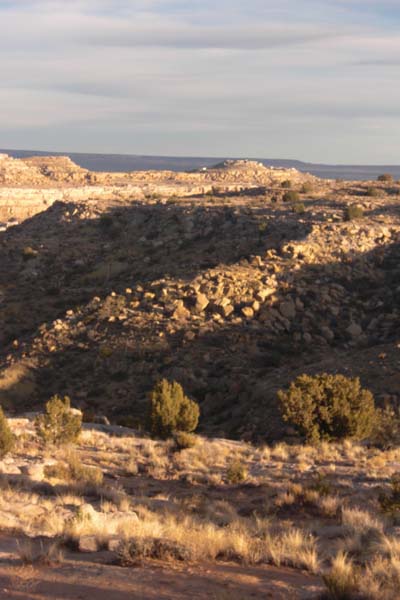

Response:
(0, 155), (319, 222)
(22, 156), (93, 184)
(196, 159), (312, 185)
(0, 154), (50, 186)
(0, 154), (316, 188)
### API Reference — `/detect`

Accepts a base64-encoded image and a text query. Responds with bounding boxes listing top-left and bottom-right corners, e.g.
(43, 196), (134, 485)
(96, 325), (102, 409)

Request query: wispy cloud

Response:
(0, 0), (399, 162)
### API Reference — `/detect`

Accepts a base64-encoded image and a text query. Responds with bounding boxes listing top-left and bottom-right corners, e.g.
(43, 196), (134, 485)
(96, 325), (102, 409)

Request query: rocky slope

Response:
(0, 158), (399, 440)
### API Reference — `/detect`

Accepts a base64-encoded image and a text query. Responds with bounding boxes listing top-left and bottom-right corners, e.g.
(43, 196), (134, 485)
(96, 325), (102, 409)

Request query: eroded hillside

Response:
(0, 157), (399, 441)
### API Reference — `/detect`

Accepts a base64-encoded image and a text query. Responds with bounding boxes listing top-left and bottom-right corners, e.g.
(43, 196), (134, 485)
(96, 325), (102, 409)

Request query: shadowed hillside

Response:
(1, 182), (399, 441)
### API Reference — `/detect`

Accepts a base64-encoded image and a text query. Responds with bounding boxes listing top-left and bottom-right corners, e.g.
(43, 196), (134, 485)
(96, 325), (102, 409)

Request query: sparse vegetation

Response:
(173, 431), (197, 450)
(35, 395), (82, 446)
(148, 379), (200, 439)
(17, 539), (64, 566)
(44, 452), (104, 486)
(366, 186), (379, 197)
(323, 552), (358, 600)
(226, 460), (247, 484)
(278, 373), (376, 443)
(0, 407), (14, 458)
(2, 156), (400, 597)
(378, 473), (400, 515)
(283, 190), (300, 203)
(300, 182), (313, 194)
(281, 180), (292, 188)
(344, 205), (364, 220)
(292, 201), (305, 214)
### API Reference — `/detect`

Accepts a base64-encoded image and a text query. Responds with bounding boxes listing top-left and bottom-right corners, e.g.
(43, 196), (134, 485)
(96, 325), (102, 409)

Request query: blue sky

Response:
(0, 0), (399, 163)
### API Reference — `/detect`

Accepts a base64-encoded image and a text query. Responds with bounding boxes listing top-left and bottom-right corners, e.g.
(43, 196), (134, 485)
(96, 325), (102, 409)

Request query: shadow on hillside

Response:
(0, 196), (399, 441)
(0, 197), (313, 346)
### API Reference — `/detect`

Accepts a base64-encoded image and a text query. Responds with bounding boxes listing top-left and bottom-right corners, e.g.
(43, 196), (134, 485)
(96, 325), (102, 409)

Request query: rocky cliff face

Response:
(0, 156), (398, 441)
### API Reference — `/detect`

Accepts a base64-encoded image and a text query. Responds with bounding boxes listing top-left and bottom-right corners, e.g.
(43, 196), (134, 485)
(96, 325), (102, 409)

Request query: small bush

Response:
(300, 182), (313, 194)
(372, 405), (400, 449)
(378, 474), (400, 515)
(226, 460), (247, 484)
(0, 407), (14, 458)
(309, 472), (332, 497)
(366, 187), (379, 197)
(17, 539), (63, 566)
(35, 395), (82, 446)
(283, 191), (300, 203)
(148, 379), (200, 439)
(44, 452), (103, 486)
(344, 205), (364, 221)
(173, 431), (197, 451)
(377, 174), (393, 183)
(281, 180), (292, 189)
(118, 537), (190, 566)
(292, 202), (305, 214)
(278, 373), (376, 444)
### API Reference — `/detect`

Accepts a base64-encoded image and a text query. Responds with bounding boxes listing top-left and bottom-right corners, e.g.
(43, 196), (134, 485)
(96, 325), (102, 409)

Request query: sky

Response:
(0, 0), (400, 163)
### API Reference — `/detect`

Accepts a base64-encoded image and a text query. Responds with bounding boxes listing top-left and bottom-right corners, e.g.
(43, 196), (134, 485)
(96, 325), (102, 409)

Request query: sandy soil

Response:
(0, 536), (322, 600)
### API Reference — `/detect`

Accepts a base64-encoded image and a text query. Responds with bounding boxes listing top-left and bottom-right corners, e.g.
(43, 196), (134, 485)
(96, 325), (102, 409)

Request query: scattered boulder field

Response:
(0, 156), (399, 441)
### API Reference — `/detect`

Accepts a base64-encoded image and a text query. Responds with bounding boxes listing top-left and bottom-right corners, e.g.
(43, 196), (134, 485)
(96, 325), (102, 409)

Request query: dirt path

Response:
(0, 537), (323, 600)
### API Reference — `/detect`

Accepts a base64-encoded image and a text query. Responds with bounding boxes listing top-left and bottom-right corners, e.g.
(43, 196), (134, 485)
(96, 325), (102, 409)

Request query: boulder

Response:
(346, 322), (362, 338)
(79, 535), (99, 553)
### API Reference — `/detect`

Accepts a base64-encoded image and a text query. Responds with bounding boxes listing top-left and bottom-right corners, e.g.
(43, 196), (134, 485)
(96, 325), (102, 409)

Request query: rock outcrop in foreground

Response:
(0, 156), (398, 440)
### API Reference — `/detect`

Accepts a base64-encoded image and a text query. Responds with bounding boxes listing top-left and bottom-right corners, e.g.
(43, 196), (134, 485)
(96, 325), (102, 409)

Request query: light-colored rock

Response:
(194, 293), (209, 312)
(346, 322), (362, 338)
(241, 307), (254, 319)
(20, 463), (45, 481)
(79, 535), (99, 553)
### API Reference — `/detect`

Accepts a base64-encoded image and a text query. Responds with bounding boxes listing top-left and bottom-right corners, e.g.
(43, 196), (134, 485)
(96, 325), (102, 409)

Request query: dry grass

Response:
(323, 552), (358, 599)
(4, 422), (400, 598)
(17, 539), (63, 566)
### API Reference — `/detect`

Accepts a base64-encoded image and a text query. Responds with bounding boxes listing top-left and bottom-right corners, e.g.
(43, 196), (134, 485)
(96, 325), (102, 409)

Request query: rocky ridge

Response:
(0, 155), (317, 222)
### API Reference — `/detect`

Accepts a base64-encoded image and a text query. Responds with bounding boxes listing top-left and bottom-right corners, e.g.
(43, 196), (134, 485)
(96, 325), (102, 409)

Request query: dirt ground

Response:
(0, 536), (323, 600)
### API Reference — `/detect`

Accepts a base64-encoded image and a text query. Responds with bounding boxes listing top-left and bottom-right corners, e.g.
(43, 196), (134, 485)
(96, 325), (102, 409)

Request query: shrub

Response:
(344, 205), (364, 221)
(35, 395), (82, 446)
(0, 407), (14, 458)
(173, 431), (197, 451)
(118, 537), (190, 566)
(366, 187), (379, 197)
(377, 174), (393, 183)
(300, 182), (313, 194)
(281, 180), (292, 189)
(378, 474), (400, 515)
(278, 373), (376, 444)
(372, 405), (400, 449)
(148, 379), (200, 439)
(292, 202), (305, 214)
(44, 453), (103, 486)
(226, 460), (247, 484)
(283, 191), (300, 203)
